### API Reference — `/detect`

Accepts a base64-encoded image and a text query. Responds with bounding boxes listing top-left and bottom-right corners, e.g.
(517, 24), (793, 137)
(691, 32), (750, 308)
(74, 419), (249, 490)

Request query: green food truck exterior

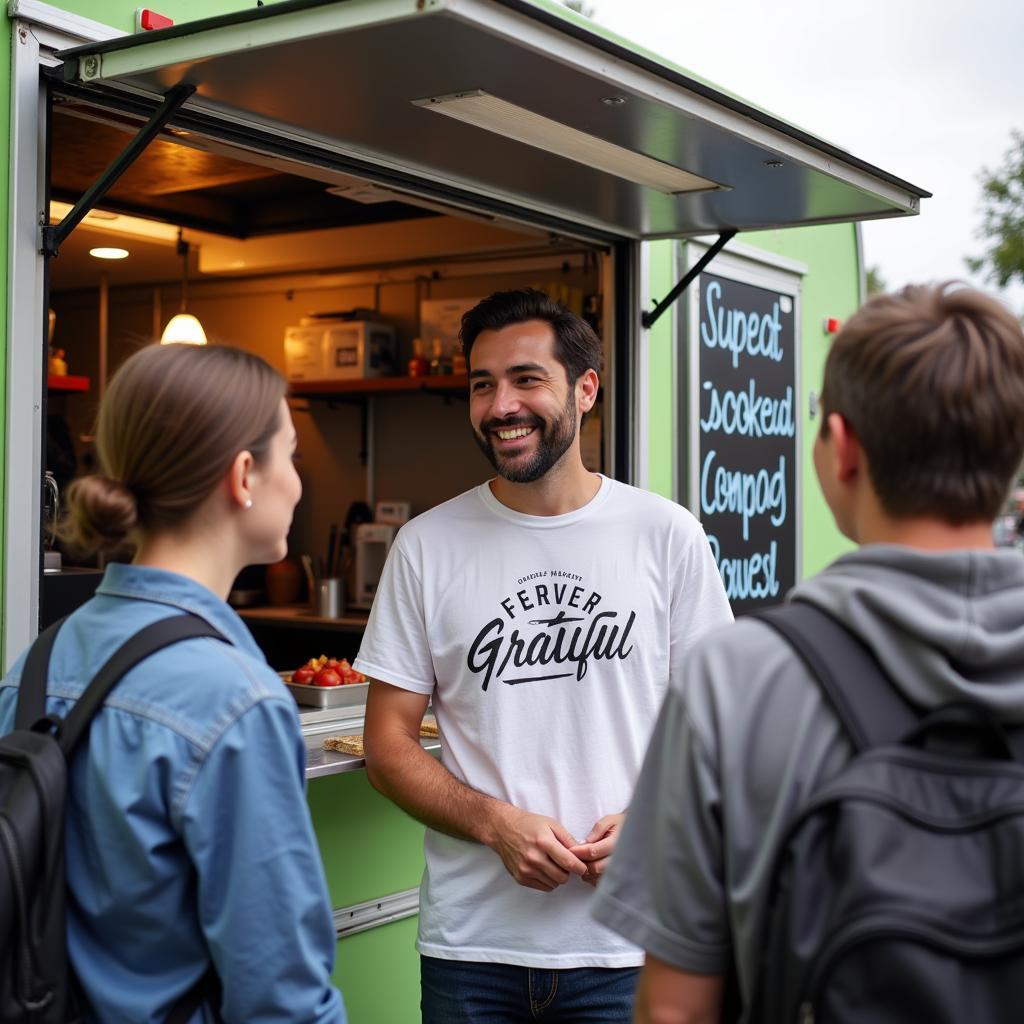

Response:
(0, 1), (928, 1019)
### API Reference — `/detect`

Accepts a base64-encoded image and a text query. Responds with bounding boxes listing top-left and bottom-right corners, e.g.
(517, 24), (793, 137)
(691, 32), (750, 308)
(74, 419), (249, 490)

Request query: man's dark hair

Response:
(459, 288), (602, 382)
(820, 281), (1024, 524)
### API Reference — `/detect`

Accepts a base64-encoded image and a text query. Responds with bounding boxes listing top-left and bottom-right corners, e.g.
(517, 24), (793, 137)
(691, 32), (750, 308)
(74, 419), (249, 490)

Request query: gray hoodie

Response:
(798, 545), (1024, 718)
(592, 544), (1024, 1009)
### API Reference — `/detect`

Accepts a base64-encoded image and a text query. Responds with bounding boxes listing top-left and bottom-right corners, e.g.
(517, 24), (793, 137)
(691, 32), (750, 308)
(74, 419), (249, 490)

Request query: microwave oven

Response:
(352, 523), (397, 610)
(284, 320), (396, 381)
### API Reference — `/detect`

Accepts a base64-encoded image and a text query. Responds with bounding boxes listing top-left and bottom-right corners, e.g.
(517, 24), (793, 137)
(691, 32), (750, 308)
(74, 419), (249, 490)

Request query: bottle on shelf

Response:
(429, 337), (451, 376)
(49, 348), (68, 376)
(408, 338), (429, 377)
(451, 345), (467, 376)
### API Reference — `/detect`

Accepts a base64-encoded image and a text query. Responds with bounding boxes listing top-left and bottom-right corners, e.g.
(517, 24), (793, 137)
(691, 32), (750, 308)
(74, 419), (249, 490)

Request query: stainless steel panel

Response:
(59, 0), (928, 240)
(284, 679), (370, 708)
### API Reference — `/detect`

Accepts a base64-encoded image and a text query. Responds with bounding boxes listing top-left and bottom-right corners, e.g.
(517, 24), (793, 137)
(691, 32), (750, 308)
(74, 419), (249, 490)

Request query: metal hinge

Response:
(641, 229), (736, 330)
(41, 82), (195, 258)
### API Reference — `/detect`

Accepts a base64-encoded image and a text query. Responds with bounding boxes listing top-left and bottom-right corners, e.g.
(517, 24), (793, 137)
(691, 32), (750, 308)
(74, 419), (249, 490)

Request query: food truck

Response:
(1, 0), (928, 1017)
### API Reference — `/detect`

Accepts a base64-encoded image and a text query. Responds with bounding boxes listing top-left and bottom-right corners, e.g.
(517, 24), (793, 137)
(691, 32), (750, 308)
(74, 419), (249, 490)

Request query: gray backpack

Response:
(749, 601), (1024, 1024)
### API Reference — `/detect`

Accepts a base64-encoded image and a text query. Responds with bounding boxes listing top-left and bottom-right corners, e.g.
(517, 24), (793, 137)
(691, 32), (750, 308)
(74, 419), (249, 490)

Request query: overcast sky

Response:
(590, 0), (1024, 313)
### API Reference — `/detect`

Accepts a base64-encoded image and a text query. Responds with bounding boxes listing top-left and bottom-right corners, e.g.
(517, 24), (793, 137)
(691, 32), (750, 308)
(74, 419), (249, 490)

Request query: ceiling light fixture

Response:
(160, 230), (207, 345)
(89, 247), (129, 260)
(50, 201), (181, 243)
(413, 90), (722, 195)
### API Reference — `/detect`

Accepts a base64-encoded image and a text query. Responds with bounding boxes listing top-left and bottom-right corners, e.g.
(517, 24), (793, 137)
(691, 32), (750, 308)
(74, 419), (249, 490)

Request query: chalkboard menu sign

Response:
(690, 269), (799, 615)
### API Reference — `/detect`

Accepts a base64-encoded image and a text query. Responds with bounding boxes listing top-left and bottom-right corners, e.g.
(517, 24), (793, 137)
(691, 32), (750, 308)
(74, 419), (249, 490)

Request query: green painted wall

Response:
(308, 770), (426, 903)
(45, 1), (253, 31)
(308, 771), (426, 1023)
(332, 918), (421, 1024)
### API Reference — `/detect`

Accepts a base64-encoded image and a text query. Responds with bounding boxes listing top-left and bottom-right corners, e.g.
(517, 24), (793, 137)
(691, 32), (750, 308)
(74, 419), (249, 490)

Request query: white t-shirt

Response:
(354, 475), (733, 968)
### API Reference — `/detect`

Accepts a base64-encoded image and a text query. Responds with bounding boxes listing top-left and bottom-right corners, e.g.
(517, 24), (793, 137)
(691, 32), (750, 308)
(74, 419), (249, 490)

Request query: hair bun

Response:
(62, 474), (139, 553)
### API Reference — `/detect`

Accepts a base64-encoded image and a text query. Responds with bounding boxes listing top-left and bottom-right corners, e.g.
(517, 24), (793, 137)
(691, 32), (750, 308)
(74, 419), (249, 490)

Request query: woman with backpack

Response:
(0, 343), (346, 1023)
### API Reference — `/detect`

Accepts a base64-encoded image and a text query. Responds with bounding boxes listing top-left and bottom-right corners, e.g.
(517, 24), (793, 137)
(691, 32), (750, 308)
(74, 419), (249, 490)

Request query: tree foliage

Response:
(967, 131), (1024, 289)
(866, 266), (886, 295)
(561, 0), (597, 18)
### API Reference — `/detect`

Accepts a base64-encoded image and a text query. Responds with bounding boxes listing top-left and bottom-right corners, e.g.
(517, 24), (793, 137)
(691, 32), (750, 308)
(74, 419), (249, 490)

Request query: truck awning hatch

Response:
(58, 0), (930, 241)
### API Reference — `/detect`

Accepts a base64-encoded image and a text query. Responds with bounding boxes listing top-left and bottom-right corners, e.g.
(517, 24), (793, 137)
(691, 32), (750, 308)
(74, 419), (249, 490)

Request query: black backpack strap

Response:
(1009, 726), (1024, 764)
(15, 613), (227, 1021)
(752, 600), (919, 752)
(63, 615), (228, 1022)
(166, 966), (223, 1024)
(58, 614), (228, 756)
(14, 615), (69, 729)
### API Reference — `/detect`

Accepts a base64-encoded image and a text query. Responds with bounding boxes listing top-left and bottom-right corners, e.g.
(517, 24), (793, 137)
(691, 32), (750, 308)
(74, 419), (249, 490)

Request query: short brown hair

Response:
(820, 282), (1024, 523)
(64, 344), (286, 552)
(459, 289), (602, 383)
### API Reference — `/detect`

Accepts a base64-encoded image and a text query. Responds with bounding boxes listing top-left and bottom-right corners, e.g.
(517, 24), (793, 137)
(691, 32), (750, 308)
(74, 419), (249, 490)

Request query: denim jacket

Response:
(0, 564), (346, 1024)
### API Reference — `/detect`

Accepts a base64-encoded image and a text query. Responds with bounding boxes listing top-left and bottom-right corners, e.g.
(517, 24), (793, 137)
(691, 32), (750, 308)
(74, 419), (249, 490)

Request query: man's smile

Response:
(494, 425), (537, 442)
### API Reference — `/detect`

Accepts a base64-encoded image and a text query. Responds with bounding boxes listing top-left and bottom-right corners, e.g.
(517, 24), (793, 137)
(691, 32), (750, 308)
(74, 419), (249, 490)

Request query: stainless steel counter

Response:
(299, 703), (439, 779)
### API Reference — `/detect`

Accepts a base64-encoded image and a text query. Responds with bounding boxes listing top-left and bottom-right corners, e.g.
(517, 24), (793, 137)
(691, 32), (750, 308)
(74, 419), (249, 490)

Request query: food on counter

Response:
(324, 735), (365, 756)
(313, 668), (342, 688)
(290, 655), (367, 688)
(323, 722), (438, 757)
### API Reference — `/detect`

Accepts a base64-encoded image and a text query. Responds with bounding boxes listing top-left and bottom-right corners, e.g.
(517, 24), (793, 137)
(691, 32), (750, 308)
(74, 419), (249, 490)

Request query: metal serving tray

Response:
(281, 677), (369, 709)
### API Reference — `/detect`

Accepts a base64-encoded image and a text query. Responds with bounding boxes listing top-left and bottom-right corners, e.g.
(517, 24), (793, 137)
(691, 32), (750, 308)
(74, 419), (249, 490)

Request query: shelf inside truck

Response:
(238, 605), (370, 632)
(289, 374), (468, 400)
(47, 373), (90, 392)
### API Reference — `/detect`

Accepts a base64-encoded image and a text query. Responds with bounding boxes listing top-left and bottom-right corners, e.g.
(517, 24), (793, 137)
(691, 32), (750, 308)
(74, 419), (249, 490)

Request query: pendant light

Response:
(161, 230), (207, 345)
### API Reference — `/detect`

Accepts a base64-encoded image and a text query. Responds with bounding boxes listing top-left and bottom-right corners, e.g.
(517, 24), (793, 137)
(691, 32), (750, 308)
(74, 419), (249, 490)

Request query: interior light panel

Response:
(413, 90), (723, 196)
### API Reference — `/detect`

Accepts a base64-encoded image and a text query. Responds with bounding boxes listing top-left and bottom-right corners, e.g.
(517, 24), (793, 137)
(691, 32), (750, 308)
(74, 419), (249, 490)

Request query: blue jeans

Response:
(420, 956), (639, 1023)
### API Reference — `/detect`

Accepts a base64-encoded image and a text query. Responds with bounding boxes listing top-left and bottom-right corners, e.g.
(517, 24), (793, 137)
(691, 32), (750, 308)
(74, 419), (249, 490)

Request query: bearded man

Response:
(357, 288), (732, 1023)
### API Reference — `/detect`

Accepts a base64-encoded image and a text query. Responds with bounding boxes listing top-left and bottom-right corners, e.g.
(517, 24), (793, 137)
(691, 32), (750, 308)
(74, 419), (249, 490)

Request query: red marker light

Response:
(136, 9), (174, 31)
(824, 317), (842, 334)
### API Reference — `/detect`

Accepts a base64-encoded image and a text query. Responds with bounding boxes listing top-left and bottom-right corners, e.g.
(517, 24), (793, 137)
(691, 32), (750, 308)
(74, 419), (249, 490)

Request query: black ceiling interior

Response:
(50, 99), (438, 238)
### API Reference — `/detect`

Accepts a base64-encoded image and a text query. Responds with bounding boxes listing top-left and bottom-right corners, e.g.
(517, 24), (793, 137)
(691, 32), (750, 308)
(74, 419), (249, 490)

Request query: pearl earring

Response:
(244, 499), (253, 509)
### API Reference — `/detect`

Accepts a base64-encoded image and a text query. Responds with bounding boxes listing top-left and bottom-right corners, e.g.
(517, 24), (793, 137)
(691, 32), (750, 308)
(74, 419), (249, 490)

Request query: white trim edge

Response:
(7, 0), (123, 44)
(634, 240), (651, 490)
(333, 888), (419, 939)
(688, 234), (809, 278)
